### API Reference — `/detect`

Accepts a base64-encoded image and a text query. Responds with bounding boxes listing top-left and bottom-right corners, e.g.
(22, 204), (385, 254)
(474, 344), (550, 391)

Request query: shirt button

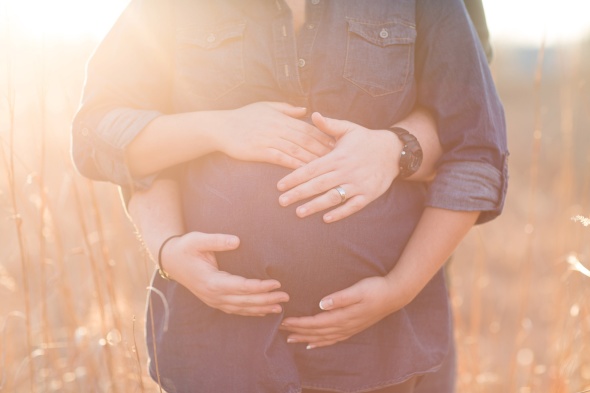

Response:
(298, 58), (306, 68)
(379, 28), (389, 39)
(81, 128), (90, 137)
(206, 33), (216, 43)
(310, 0), (320, 5)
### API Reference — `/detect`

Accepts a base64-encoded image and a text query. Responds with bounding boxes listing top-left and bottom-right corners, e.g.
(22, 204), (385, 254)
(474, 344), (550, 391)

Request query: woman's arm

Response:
(125, 102), (335, 178)
(280, 207), (478, 348)
(128, 177), (290, 317)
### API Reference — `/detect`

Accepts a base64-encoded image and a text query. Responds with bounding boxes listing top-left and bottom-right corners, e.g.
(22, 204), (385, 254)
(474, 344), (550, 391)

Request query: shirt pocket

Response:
(343, 19), (416, 97)
(174, 21), (246, 100)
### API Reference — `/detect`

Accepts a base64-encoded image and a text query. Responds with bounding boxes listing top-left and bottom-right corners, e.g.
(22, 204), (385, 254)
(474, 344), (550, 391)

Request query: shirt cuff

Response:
(425, 159), (508, 224)
(80, 108), (162, 189)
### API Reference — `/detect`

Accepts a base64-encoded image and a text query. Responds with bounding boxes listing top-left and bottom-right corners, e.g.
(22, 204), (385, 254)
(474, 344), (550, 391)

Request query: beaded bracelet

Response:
(157, 234), (183, 279)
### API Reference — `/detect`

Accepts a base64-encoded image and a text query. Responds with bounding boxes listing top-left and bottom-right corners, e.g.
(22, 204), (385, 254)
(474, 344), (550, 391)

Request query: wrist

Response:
(157, 234), (184, 279)
(192, 110), (228, 155)
(383, 271), (418, 310)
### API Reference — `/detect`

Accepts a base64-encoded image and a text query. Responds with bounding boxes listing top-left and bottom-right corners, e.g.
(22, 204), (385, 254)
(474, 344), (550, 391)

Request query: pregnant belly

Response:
(180, 153), (425, 316)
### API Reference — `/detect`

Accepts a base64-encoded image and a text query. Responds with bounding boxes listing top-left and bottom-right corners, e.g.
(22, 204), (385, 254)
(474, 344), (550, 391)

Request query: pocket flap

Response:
(347, 20), (416, 47)
(176, 22), (246, 49)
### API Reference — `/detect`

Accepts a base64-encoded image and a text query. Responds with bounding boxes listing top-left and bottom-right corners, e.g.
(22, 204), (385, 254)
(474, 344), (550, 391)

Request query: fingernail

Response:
(281, 321), (289, 327)
(277, 182), (285, 191)
(323, 215), (333, 223)
(287, 338), (298, 344)
(306, 344), (316, 350)
(227, 236), (239, 247)
(297, 206), (307, 216)
(319, 298), (333, 310)
(272, 306), (282, 313)
(279, 196), (289, 206)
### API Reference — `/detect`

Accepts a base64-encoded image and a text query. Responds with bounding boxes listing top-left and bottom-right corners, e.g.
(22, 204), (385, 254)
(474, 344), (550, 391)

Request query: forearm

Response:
(391, 107), (442, 181)
(125, 111), (222, 178)
(385, 207), (479, 308)
(127, 177), (185, 260)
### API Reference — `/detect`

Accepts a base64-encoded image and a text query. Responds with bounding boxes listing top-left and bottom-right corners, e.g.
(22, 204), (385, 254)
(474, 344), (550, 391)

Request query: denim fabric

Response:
(72, 0), (507, 223)
(73, 1), (508, 392)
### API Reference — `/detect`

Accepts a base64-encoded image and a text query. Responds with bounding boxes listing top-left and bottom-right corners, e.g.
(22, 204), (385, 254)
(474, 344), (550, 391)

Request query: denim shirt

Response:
(72, 1), (507, 392)
(72, 0), (508, 224)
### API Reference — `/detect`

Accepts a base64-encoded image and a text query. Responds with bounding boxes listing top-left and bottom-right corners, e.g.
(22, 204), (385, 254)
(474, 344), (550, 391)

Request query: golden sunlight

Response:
(484, 0), (590, 45)
(2, 0), (589, 45)
(2, 0), (129, 40)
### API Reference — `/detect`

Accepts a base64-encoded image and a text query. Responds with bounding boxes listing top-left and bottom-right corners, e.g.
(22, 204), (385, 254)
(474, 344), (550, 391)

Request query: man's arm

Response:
(276, 108), (442, 224)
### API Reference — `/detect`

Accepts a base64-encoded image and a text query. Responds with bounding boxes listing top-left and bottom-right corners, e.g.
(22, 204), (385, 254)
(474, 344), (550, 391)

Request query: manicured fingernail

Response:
(287, 338), (298, 344)
(306, 344), (316, 350)
(279, 196), (289, 206)
(227, 236), (239, 247)
(277, 182), (286, 191)
(323, 215), (333, 223)
(319, 298), (333, 310)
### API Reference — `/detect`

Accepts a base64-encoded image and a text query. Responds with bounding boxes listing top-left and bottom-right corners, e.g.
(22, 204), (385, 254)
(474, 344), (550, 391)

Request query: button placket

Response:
(272, 7), (303, 95)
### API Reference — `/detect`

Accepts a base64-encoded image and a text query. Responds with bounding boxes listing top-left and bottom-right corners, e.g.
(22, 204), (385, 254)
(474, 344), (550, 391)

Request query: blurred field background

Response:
(0, 1), (589, 392)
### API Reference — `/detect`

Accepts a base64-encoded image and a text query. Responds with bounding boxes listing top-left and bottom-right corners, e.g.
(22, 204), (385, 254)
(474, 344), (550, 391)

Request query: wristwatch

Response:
(389, 126), (423, 178)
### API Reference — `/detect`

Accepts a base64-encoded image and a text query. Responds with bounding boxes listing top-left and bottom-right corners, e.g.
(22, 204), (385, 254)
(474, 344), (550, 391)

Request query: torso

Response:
(156, 2), (451, 391)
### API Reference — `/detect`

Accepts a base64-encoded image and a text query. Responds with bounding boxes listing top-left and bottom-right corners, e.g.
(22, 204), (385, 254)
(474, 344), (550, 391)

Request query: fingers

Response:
(318, 287), (360, 311)
(280, 309), (357, 346)
(322, 195), (368, 223)
(295, 121), (335, 152)
(278, 171), (370, 222)
(196, 271), (290, 316)
(311, 112), (351, 139)
(266, 137), (321, 167)
(190, 232), (240, 252)
(205, 272), (282, 295)
(293, 187), (348, 218)
(278, 171), (339, 208)
(173, 231), (291, 317)
(266, 102), (307, 118)
(277, 153), (333, 192)
(268, 103), (335, 151)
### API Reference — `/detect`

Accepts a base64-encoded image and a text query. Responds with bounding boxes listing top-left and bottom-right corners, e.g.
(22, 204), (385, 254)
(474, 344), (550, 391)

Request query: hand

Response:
(277, 112), (401, 223)
(280, 276), (406, 349)
(161, 231), (290, 317)
(217, 102), (334, 169)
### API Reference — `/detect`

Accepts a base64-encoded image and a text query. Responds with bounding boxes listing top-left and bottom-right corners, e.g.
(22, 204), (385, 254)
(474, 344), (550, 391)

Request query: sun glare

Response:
(3, 0), (129, 41)
(2, 0), (589, 45)
(484, 0), (590, 46)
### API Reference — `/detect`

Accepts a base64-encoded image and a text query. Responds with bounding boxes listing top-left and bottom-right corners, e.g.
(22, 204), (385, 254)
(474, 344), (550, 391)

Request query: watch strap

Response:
(389, 126), (423, 178)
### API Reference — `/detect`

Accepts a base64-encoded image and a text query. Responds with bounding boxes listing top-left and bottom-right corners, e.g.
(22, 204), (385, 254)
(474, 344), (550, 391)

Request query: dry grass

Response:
(1, 15), (589, 393)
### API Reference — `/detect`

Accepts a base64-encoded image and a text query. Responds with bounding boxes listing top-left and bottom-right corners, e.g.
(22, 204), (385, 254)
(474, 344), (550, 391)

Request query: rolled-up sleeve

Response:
(415, 0), (509, 224)
(71, 0), (171, 190)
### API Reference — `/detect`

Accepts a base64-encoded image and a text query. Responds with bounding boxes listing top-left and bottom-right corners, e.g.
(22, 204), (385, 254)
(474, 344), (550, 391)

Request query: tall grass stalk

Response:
(507, 37), (546, 392)
(71, 178), (117, 388)
(1, 10), (35, 391)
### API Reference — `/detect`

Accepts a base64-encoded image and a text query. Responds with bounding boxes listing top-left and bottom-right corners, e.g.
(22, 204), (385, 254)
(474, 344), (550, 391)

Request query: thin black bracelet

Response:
(157, 234), (183, 280)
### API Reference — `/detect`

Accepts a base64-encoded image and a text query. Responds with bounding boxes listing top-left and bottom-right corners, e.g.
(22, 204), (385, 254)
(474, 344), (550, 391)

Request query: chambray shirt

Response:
(72, 1), (507, 392)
